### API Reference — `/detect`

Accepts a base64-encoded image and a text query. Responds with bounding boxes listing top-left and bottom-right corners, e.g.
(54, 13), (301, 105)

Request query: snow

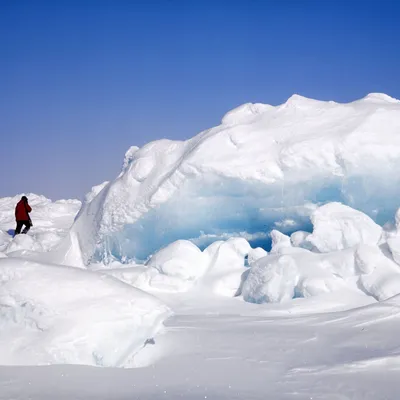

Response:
(0, 257), (171, 367)
(3, 93), (400, 398)
(4, 292), (400, 400)
(71, 93), (400, 264)
(0, 194), (81, 255)
(5, 233), (43, 253)
(146, 240), (207, 281)
(201, 237), (251, 296)
(307, 202), (383, 252)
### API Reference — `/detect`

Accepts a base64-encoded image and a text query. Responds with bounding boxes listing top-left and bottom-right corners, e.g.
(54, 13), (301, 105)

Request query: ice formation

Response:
(3, 94), (400, 377)
(71, 93), (400, 264)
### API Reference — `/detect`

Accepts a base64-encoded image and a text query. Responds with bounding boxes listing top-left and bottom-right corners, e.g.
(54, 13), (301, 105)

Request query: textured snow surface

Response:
(307, 202), (383, 252)
(5, 292), (400, 400)
(0, 258), (171, 367)
(71, 93), (400, 263)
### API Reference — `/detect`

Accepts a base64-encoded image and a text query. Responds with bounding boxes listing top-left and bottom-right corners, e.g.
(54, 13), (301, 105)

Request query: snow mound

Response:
(362, 93), (400, 103)
(0, 258), (171, 367)
(146, 240), (207, 280)
(108, 238), (252, 296)
(355, 244), (400, 300)
(247, 247), (268, 265)
(270, 230), (293, 254)
(201, 237), (251, 296)
(307, 202), (383, 252)
(70, 93), (400, 265)
(242, 237), (400, 304)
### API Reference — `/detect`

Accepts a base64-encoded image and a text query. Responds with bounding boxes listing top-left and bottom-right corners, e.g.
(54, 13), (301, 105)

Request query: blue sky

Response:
(1, 0), (399, 200)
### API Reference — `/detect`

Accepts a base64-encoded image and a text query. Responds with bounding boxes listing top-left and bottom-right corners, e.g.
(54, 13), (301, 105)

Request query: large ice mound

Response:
(0, 258), (171, 367)
(71, 93), (400, 264)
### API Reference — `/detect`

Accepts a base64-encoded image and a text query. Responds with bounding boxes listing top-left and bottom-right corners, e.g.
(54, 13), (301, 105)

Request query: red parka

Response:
(15, 200), (32, 221)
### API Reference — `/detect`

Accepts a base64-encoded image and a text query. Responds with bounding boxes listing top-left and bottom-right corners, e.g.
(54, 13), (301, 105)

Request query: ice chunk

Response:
(290, 231), (316, 251)
(201, 238), (251, 297)
(0, 258), (171, 367)
(384, 208), (400, 265)
(270, 230), (292, 254)
(242, 254), (298, 303)
(242, 245), (358, 304)
(146, 240), (207, 281)
(354, 244), (400, 301)
(84, 181), (110, 204)
(307, 203), (382, 252)
(70, 94), (400, 264)
(387, 236), (400, 265)
(247, 247), (268, 265)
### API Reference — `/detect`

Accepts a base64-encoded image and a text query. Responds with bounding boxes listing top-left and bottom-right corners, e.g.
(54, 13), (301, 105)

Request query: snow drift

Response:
(0, 258), (171, 367)
(71, 93), (400, 264)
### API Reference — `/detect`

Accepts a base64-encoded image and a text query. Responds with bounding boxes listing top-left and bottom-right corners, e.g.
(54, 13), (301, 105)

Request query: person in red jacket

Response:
(14, 196), (32, 236)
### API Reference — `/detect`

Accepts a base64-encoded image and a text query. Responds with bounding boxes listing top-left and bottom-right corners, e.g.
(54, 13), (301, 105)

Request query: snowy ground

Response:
(1, 291), (400, 399)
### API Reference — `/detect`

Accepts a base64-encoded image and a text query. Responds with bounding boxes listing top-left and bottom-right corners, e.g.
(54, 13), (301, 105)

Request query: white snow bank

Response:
(242, 239), (400, 304)
(71, 93), (400, 264)
(0, 258), (171, 367)
(242, 248), (350, 303)
(103, 238), (252, 297)
(307, 202), (382, 252)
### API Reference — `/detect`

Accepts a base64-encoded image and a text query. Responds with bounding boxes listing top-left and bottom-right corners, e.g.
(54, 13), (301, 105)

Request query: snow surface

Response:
(2, 93), (400, 399)
(307, 202), (383, 252)
(71, 93), (400, 264)
(0, 258), (171, 367)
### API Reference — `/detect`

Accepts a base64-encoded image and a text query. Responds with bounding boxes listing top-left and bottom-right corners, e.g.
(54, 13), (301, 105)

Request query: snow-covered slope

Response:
(72, 93), (400, 264)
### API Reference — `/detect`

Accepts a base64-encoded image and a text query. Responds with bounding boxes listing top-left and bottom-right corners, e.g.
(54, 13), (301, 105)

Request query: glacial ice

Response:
(70, 93), (400, 265)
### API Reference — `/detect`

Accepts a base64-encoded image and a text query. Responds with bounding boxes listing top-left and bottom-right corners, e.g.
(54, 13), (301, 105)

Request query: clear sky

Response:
(1, 0), (399, 200)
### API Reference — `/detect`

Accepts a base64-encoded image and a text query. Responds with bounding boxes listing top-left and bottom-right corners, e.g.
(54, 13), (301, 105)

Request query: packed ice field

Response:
(1, 93), (400, 399)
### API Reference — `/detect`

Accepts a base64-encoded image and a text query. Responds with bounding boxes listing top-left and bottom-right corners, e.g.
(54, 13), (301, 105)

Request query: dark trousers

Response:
(15, 220), (31, 236)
